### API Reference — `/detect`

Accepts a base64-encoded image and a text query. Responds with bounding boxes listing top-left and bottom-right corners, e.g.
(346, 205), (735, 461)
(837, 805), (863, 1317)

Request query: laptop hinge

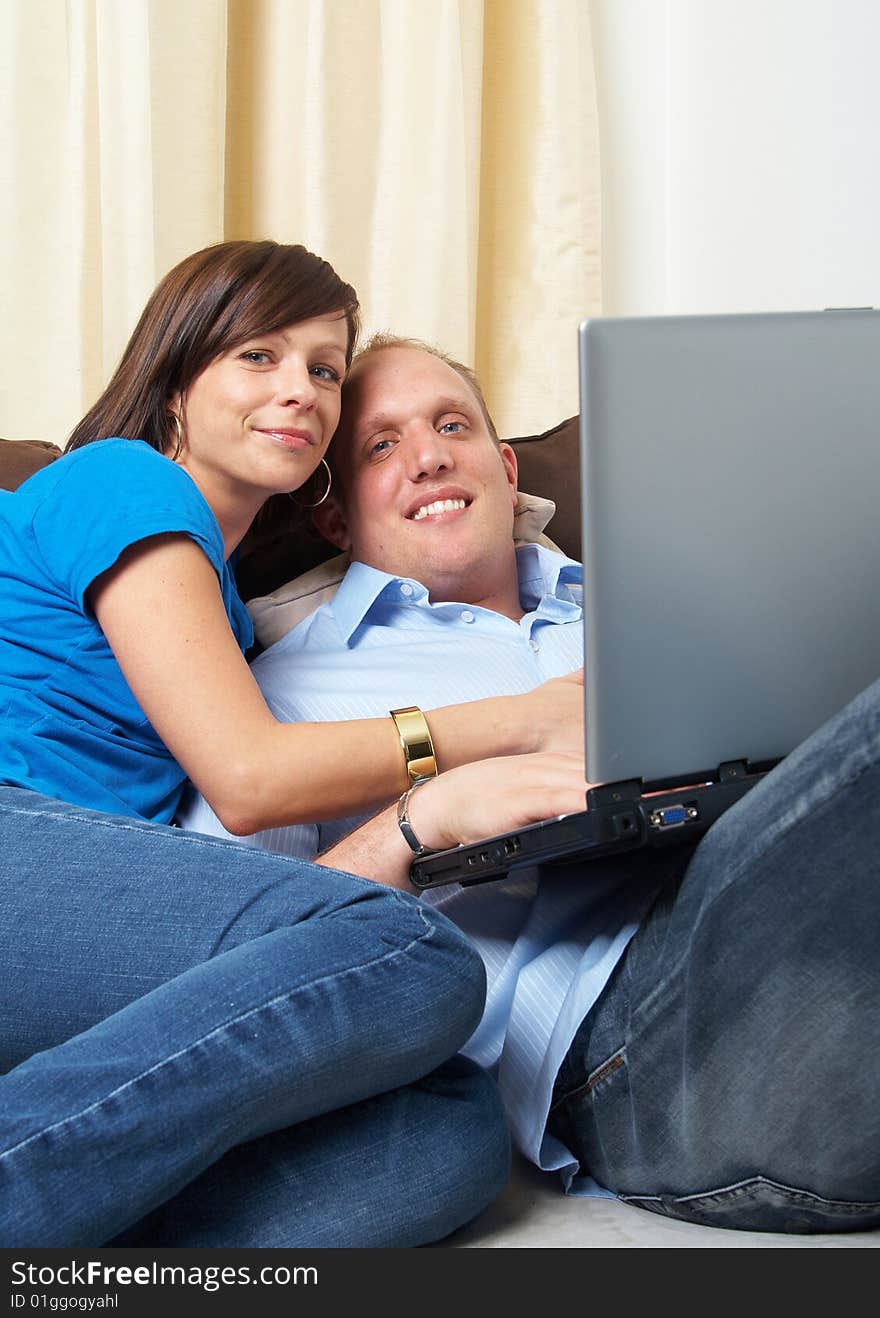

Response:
(586, 761), (767, 812)
(586, 778), (642, 808)
(584, 778), (644, 846)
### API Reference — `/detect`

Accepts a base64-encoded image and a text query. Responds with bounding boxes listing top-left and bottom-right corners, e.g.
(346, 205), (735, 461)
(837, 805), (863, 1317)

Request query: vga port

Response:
(649, 803), (698, 829)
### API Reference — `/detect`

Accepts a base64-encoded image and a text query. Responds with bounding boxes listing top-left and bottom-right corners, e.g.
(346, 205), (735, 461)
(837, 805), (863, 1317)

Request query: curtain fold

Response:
(476, 0), (601, 435)
(2, 0), (600, 447)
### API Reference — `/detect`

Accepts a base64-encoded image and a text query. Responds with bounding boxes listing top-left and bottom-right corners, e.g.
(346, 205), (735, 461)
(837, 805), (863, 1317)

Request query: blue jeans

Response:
(550, 676), (880, 1232)
(0, 792), (510, 1247)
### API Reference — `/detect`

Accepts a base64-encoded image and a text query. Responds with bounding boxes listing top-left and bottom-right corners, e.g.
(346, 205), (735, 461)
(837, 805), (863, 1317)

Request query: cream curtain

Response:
(1, 0), (600, 448)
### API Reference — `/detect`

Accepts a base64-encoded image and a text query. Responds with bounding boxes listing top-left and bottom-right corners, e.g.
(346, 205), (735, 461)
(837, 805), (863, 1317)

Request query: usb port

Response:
(504, 838), (521, 857)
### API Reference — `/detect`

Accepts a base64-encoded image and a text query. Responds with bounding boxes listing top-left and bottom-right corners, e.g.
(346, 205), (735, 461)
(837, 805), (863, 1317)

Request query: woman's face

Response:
(173, 312), (349, 510)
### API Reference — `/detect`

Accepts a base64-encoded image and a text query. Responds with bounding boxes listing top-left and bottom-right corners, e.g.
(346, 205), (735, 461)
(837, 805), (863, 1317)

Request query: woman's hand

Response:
(517, 669), (585, 757)
(428, 670), (585, 771)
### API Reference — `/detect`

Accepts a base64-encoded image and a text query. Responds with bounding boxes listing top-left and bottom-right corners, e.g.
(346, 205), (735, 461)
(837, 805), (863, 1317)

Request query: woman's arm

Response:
(90, 536), (584, 834)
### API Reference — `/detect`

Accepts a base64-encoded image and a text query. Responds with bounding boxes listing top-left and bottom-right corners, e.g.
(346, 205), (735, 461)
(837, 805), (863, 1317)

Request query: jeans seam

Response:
(0, 796), (385, 889)
(621, 1174), (880, 1214)
(551, 1047), (626, 1115)
(0, 904), (439, 1166)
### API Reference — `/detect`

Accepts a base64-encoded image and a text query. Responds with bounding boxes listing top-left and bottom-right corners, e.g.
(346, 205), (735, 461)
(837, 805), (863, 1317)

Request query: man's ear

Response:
(312, 495), (352, 551)
(499, 442), (519, 509)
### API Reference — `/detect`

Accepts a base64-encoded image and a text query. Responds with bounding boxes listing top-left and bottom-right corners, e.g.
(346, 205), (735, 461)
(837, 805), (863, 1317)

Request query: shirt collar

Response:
(328, 561), (412, 643)
(330, 545), (582, 646)
(515, 543), (582, 612)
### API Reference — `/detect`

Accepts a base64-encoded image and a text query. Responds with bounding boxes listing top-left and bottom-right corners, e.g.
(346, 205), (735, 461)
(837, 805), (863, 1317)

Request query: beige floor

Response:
(445, 1156), (880, 1249)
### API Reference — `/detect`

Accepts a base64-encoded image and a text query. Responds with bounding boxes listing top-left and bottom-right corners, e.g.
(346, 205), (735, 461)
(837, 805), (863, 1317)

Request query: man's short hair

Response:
(341, 333), (500, 446)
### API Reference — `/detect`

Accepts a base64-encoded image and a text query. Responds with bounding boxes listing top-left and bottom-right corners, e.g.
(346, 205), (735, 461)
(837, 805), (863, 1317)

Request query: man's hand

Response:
(408, 753), (588, 854)
(317, 752), (590, 890)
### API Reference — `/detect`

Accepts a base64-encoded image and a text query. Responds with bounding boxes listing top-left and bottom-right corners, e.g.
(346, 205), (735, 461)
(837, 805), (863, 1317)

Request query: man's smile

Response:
(410, 497), (470, 521)
(405, 487), (473, 521)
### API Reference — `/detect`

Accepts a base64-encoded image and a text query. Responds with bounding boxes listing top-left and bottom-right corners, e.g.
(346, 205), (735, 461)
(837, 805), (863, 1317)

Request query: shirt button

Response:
(530, 638), (540, 653)
(399, 582), (414, 597)
(460, 610), (475, 623)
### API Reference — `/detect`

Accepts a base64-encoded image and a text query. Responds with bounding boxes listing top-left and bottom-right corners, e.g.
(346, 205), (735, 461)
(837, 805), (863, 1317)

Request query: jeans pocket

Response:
(621, 1177), (880, 1234)
(548, 1044), (631, 1190)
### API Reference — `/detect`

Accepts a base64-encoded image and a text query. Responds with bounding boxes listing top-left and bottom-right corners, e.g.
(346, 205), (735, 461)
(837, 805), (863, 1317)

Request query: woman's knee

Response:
(212, 880), (489, 1086)
(327, 886), (489, 1063)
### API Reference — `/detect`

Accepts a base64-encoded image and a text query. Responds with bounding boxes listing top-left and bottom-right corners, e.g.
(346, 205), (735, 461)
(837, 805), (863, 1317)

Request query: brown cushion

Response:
(236, 502), (339, 605)
(507, 416), (580, 560)
(0, 438), (63, 491)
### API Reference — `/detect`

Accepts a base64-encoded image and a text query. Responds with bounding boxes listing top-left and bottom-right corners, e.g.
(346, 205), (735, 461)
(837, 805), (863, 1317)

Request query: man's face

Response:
(315, 347), (519, 603)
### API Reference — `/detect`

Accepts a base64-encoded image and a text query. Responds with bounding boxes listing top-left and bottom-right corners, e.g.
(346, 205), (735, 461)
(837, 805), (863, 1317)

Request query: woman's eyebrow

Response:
(243, 329), (346, 358)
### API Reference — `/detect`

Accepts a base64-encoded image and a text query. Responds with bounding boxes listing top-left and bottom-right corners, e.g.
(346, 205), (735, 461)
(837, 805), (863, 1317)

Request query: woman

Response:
(0, 240), (585, 1246)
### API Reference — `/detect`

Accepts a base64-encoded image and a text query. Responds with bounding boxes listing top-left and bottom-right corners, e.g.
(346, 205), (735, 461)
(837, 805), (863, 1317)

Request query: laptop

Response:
(410, 308), (880, 889)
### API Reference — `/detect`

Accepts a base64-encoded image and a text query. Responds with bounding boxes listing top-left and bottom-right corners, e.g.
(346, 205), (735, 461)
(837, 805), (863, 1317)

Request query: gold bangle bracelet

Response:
(389, 706), (438, 785)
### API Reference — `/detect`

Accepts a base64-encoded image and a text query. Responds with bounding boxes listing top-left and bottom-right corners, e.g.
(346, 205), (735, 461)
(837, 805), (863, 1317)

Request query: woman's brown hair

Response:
(66, 240), (360, 453)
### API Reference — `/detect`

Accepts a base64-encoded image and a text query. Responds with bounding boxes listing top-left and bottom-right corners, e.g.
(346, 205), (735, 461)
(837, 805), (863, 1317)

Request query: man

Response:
(181, 336), (880, 1234)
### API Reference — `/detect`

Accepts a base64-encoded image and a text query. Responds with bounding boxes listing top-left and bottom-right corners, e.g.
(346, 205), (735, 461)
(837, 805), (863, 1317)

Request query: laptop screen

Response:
(579, 309), (880, 784)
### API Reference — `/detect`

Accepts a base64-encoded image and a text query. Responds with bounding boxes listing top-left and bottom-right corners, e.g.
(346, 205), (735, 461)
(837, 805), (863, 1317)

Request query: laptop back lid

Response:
(579, 309), (880, 785)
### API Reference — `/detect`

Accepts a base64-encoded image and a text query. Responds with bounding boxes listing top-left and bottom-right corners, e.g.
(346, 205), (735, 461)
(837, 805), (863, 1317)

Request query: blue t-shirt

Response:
(0, 439), (253, 822)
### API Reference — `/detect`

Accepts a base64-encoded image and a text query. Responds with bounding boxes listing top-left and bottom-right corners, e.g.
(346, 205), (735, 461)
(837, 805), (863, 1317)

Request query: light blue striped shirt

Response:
(179, 544), (650, 1193)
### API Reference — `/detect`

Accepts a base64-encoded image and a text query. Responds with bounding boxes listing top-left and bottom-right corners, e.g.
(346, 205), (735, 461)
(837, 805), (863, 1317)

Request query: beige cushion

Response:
(248, 491), (561, 649)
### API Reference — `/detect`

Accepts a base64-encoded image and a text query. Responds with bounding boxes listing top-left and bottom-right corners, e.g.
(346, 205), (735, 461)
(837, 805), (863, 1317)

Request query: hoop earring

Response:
(291, 458), (332, 508)
(167, 413), (184, 462)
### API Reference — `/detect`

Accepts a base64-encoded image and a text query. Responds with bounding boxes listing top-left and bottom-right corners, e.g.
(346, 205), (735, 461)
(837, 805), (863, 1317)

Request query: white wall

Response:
(591, 0), (880, 315)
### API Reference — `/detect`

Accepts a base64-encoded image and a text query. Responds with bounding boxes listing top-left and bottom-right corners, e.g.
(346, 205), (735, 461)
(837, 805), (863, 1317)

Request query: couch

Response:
(2, 431), (875, 1250)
